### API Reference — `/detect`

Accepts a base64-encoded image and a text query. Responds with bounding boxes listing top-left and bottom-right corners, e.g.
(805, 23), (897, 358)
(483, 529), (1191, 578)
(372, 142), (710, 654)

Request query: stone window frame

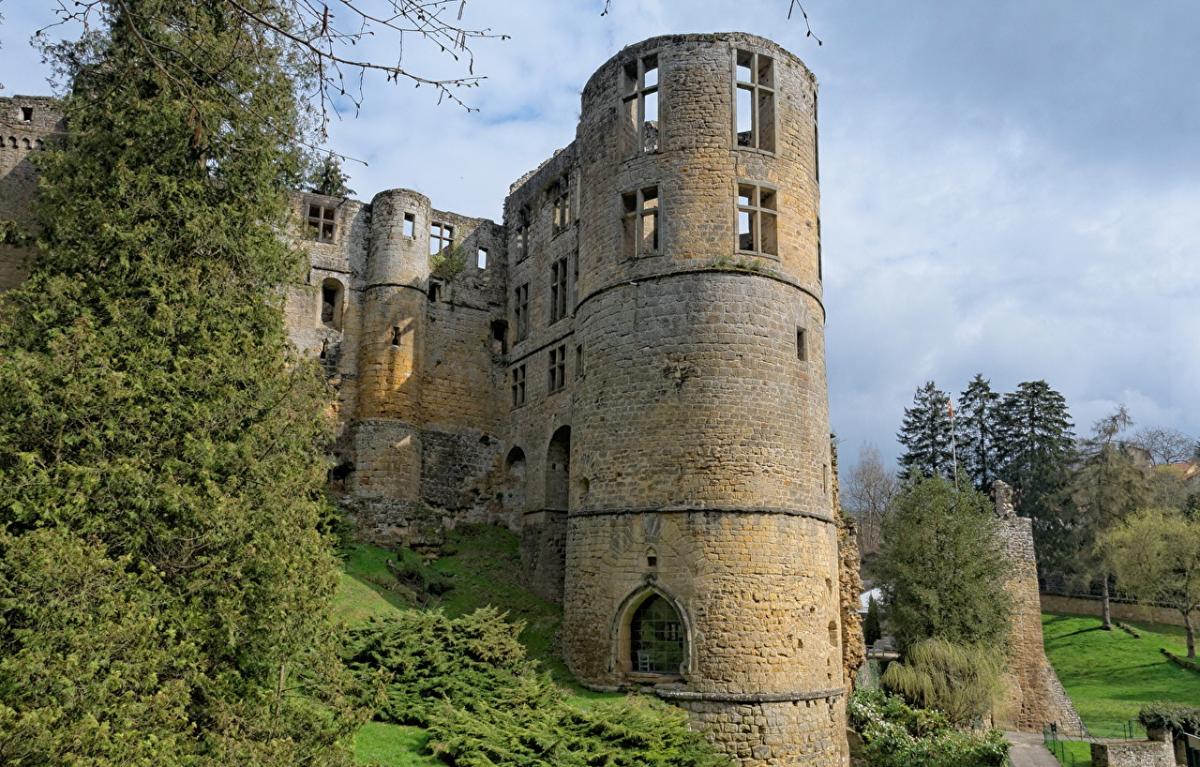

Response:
(551, 174), (573, 236)
(430, 220), (454, 255)
(735, 180), (779, 258)
(621, 185), (661, 260)
(796, 325), (808, 362)
(732, 47), (777, 154)
(621, 51), (661, 156)
(547, 344), (567, 394)
(513, 283), (530, 342)
(318, 277), (345, 331)
(610, 583), (693, 681)
(403, 212), (416, 239)
(306, 201), (337, 243)
(549, 256), (569, 325)
(514, 205), (531, 263)
(510, 364), (527, 408)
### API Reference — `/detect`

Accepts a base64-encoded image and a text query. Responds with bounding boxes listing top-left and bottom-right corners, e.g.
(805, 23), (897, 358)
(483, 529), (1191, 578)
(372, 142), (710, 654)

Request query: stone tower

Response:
(558, 34), (847, 767)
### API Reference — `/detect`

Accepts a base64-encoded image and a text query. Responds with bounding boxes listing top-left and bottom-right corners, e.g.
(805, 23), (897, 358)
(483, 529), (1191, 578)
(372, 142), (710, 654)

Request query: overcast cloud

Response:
(3, 0), (1197, 470)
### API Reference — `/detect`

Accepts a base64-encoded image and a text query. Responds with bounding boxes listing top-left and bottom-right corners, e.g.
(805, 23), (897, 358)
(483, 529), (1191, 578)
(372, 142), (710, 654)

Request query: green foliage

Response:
(344, 607), (731, 767)
(0, 2), (360, 762)
(956, 374), (1000, 491)
(877, 477), (1012, 653)
(881, 639), (1004, 726)
(865, 595), (883, 647)
(1042, 614), (1200, 737)
(847, 689), (1009, 767)
(1101, 507), (1199, 656)
(897, 382), (954, 482)
(309, 155), (355, 198)
(1137, 701), (1200, 734)
(430, 244), (467, 281)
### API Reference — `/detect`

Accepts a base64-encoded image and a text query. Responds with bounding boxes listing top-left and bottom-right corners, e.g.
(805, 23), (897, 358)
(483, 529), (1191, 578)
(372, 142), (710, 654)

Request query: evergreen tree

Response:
(309, 155), (355, 198)
(876, 477), (1012, 653)
(994, 380), (1076, 570)
(956, 374), (1000, 492)
(897, 382), (954, 482)
(864, 595), (883, 647)
(0, 3), (359, 763)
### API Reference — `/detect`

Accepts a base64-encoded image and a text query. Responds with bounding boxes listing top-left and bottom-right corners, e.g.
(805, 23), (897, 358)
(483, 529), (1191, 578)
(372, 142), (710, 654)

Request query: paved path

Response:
(1005, 731), (1062, 767)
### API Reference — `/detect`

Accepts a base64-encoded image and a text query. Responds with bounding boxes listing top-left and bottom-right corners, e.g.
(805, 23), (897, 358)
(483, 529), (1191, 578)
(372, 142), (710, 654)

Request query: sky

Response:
(3, 0), (1198, 472)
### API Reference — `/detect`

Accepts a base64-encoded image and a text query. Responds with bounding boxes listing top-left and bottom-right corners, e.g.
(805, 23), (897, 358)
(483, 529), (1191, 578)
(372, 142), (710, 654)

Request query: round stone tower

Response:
(563, 34), (845, 766)
(352, 189), (431, 504)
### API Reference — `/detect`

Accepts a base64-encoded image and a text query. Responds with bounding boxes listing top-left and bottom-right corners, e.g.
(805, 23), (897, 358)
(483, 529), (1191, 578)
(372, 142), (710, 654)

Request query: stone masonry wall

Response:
(0, 97), (64, 289)
(993, 481), (1085, 733)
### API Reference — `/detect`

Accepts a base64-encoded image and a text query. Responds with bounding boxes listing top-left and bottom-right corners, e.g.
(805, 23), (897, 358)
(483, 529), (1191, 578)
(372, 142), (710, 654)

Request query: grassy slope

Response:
(1042, 613), (1200, 738)
(334, 525), (617, 764)
(1047, 739), (1092, 767)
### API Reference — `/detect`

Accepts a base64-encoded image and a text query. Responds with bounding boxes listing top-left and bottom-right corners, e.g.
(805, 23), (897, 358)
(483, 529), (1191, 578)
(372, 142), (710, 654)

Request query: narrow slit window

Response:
(622, 53), (660, 155)
(391, 326), (403, 347)
(430, 221), (454, 255)
(552, 175), (572, 235)
(797, 327), (808, 361)
(478, 247), (489, 270)
(550, 257), (568, 324)
(514, 283), (530, 341)
(736, 183), (778, 256)
(734, 50), (775, 152)
(307, 203), (336, 243)
(575, 344), (584, 379)
(621, 186), (661, 259)
(511, 364), (526, 407)
(817, 216), (823, 281)
(403, 212), (415, 238)
(514, 206), (531, 262)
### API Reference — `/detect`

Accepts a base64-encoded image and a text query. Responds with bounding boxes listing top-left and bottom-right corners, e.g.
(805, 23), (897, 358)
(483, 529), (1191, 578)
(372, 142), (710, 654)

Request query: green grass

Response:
(333, 525), (621, 764)
(1042, 613), (1200, 738)
(1045, 738), (1092, 767)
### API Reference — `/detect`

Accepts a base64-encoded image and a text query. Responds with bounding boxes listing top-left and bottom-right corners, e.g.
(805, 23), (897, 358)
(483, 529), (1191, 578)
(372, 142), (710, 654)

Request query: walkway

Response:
(1005, 731), (1061, 767)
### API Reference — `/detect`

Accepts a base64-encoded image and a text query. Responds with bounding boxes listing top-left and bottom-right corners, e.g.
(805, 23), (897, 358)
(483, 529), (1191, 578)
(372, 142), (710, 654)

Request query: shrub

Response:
(881, 639), (1004, 727)
(1137, 701), (1200, 733)
(848, 689), (1009, 767)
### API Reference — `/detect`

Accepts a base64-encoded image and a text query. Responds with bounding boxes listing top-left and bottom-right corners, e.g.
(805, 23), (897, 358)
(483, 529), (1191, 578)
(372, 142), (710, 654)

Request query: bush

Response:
(344, 608), (732, 766)
(848, 689), (1009, 767)
(881, 639), (1004, 727)
(1137, 701), (1200, 733)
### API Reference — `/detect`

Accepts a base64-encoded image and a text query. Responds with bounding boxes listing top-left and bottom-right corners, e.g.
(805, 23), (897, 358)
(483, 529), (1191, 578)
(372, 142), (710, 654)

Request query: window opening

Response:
(545, 426), (571, 509)
(630, 595), (684, 675)
(550, 257), (568, 324)
(320, 278), (343, 330)
(575, 344), (584, 379)
(552, 175), (572, 235)
(735, 50), (775, 152)
(20, 106), (32, 122)
(817, 216), (823, 281)
(622, 53), (660, 154)
(737, 183), (778, 256)
(477, 247), (489, 269)
(491, 319), (509, 355)
(430, 221), (454, 255)
(514, 283), (530, 341)
(514, 206), (530, 262)
(391, 326), (402, 347)
(797, 327), (808, 361)
(307, 203), (336, 243)
(428, 281), (441, 302)
(622, 186), (660, 259)
(403, 212), (415, 238)
(548, 344), (566, 393)
(510, 364), (526, 407)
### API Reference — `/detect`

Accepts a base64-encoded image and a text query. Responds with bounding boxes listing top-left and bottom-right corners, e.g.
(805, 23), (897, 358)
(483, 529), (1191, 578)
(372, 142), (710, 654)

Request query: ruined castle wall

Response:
(556, 34), (845, 767)
(0, 97), (63, 289)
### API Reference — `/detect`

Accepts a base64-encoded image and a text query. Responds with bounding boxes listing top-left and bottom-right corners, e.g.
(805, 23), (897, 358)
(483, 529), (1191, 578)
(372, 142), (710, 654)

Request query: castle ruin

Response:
(3, 33), (851, 766)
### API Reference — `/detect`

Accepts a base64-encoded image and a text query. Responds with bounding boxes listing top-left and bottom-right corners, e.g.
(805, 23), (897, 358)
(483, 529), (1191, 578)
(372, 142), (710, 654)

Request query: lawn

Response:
(333, 525), (620, 764)
(1042, 613), (1200, 738)
(1045, 738), (1092, 767)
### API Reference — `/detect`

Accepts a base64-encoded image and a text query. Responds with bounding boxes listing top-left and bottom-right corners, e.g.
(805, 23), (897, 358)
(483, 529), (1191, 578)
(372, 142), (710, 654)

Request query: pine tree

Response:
(994, 380), (1076, 571)
(956, 374), (1000, 492)
(864, 596), (883, 647)
(309, 155), (355, 198)
(897, 381), (954, 482)
(0, 3), (358, 763)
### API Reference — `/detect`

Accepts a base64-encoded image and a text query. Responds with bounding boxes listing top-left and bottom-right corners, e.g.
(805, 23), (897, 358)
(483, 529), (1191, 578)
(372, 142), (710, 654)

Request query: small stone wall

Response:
(1090, 739), (1175, 767)
(1040, 594), (1187, 629)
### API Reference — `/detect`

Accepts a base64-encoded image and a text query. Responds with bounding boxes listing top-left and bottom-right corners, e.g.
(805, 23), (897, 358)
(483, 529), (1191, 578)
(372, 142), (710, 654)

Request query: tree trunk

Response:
(1101, 576), (1113, 630)
(1184, 611), (1195, 658)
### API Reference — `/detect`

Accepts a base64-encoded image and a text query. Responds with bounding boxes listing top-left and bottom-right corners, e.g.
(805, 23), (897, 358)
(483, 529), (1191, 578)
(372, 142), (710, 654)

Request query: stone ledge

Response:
(655, 687), (846, 704)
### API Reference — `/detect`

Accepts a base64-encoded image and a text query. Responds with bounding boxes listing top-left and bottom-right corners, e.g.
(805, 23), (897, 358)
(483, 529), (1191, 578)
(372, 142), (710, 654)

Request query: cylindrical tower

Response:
(351, 189), (430, 505)
(563, 34), (845, 766)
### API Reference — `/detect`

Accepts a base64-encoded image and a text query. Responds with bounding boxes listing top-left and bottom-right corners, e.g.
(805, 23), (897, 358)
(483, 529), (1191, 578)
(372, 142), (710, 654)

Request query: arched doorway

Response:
(504, 446), (526, 511)
(545, 425), (570, 511)
(630, 594), (686, 674)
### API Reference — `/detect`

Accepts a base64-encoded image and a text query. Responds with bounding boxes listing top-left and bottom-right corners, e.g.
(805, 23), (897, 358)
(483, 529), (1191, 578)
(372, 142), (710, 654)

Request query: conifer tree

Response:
(897, 381), (954, 482)
(0, 3), (358, 763)
(994, 380), (1076, 570)
(956, 374), (1000, 492)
